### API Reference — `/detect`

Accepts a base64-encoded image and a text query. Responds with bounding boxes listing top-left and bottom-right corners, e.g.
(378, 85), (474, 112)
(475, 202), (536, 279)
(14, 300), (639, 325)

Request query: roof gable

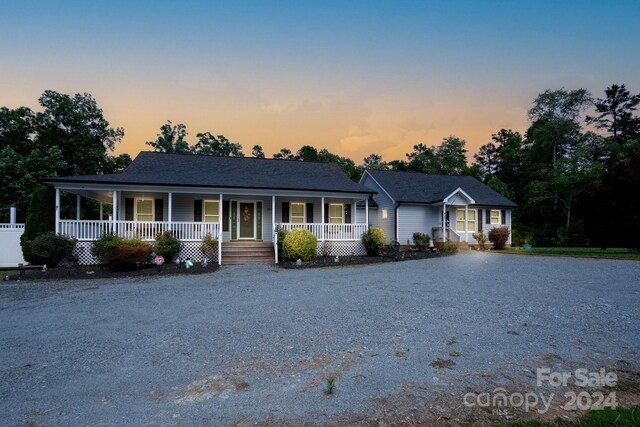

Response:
(366, 169), (516, 207)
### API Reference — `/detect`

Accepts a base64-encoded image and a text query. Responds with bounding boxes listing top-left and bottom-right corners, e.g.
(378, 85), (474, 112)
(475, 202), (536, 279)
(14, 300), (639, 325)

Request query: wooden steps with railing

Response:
(221, 241), (275, 265)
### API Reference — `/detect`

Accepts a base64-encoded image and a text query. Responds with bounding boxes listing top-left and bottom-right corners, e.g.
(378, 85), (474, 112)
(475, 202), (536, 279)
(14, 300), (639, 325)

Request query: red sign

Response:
(155, 255), (165, 265)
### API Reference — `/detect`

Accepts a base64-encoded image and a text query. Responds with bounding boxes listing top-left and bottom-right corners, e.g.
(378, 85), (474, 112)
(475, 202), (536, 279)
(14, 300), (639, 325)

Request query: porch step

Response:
(457, 242), (471, 250)
(221, 241), (275, 265)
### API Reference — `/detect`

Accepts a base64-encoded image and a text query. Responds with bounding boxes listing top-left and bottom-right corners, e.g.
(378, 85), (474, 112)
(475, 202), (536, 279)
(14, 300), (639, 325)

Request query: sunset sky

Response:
(1, 1), (639, 164)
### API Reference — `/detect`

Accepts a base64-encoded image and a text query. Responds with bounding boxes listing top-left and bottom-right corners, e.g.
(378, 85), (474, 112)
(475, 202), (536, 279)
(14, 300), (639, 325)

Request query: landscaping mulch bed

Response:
(1, 262), (219, 282)
(278, 250), (453, 269)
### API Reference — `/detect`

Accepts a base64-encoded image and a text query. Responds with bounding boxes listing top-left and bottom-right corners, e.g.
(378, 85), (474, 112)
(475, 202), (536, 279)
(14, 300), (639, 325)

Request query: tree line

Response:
(2, 84), (638, 248)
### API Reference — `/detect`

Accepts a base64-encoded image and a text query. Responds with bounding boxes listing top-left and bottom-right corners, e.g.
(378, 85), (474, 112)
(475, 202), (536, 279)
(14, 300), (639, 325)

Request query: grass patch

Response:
(498, 247), (640, 260)
(324, 378), (336, 395)
(500, 406), (640, 426)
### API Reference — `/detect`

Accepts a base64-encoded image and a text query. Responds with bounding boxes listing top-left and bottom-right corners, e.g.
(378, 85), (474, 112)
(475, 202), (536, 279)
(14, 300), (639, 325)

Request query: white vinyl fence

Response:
(0, 224), (26, 267)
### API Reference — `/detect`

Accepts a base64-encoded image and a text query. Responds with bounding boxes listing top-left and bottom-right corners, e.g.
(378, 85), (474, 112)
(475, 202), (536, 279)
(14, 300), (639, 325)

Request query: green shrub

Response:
(442, 241), (458, 253)
(21, 186), (56, 263)
(200, 233), (217, 261)
(91, 233), (122, 264)
(361, 227), (385, 256)
(472, 232), (487, 250)
(488, 226), (510, 249)
(108, 239), (154, 271)
(155, 231), (181, 262)
(282, 228), (317, 262)
(275, 225), (289, 260)
(412, 232), (431, 251)
(91, 234), (153, 270)
(27, 232), (76, 266)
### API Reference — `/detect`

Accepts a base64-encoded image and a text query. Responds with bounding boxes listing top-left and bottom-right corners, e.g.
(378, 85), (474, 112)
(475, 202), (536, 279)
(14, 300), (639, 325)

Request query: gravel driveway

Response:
(1, 252), (639, 426)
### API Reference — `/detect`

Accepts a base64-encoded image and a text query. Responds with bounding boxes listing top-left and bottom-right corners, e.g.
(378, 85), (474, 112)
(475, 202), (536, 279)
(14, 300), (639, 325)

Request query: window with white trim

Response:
(290, 202), (305, 223)
(455, 209), (476, 232)
(329, 203), (344, 224)
(203, 200), (220, 223)
(135, 198), (154, 221)
(490, 209), (501, 224)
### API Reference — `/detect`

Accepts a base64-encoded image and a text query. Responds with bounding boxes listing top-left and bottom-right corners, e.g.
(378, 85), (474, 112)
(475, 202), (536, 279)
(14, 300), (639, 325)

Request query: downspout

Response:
(394, 203), (400, 242)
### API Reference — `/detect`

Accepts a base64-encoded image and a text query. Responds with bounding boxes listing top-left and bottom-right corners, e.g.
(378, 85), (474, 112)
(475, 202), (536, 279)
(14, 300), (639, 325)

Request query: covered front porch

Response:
(431, 188), (477, 245)
(53, 185), (371, 264)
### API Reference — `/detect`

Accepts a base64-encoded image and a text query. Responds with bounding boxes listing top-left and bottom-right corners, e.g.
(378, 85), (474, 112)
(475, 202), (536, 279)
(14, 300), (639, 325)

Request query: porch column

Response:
(55, 188), (60, 234)
(218, 193), (223, 265)
(99, 201), (103, 220)
(272, 195), (277, 264)
(365, 197), (369, 226)
(76, 194), (81, 220)
(320, 196), (325, 241)
(442, 203), (446, 242)
(168, 192), (173, 223)
(112, 190), (118, 235)
(271, 195), (275, 231)
(465, 204), (469, 242)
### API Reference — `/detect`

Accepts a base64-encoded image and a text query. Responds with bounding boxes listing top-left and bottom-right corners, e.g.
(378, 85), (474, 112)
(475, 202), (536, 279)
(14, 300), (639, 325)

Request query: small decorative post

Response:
(9, 204), (16, 225)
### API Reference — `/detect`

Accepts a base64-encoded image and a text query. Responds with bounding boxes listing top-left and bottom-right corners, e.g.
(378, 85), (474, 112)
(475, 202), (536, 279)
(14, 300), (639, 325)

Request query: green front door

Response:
(239, 202), (255, 239)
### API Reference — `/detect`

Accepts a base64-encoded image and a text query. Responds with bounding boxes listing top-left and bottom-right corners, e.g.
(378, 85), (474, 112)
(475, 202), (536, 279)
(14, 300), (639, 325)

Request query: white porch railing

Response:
(59, 220), (220, 241)
(0, 223), (25, 229)
(447, 228), (461, 244)
(277, 223), (368, 241)
(432, 227), (461, 243)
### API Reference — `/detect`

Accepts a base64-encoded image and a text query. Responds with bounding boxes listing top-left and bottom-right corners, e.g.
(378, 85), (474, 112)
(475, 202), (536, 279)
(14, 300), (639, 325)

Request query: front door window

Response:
(239, 202), (255, 238)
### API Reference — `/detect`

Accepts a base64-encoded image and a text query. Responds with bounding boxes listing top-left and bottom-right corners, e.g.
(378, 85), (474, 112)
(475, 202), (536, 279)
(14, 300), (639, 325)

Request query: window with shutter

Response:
(203, 200), (220, 222)
(490, 209), (501, 224)
(290, 203), (305, 223)
(135, 198), (154, 221)
(329, 204), (344, 224)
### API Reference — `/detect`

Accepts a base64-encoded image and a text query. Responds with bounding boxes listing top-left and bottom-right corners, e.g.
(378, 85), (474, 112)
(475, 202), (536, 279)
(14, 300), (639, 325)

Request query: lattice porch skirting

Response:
(72, 241), (219, 266)
(316, 241), (367, 257)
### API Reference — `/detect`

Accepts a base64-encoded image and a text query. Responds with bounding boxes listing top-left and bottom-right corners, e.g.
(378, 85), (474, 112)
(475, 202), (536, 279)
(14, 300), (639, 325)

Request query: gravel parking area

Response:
(1, 252), (639, 425)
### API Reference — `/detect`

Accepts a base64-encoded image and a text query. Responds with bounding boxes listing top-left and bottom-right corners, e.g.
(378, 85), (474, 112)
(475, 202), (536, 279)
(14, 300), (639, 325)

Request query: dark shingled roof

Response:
(46, 152), (374, 195)
(366, 169), (516, 207)
(355, 195), (379, 208)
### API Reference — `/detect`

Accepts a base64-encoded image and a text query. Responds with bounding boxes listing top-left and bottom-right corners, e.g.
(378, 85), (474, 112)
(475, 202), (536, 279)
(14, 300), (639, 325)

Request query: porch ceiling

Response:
(60, 188), (113, 203)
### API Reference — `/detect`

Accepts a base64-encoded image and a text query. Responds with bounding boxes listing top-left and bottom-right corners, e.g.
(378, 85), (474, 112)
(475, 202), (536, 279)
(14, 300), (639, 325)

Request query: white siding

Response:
(396, 205), (442, 245)
(273, 197), (358, 225)
(360, 173), (396, 243)
(465, 207), (512, 245)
